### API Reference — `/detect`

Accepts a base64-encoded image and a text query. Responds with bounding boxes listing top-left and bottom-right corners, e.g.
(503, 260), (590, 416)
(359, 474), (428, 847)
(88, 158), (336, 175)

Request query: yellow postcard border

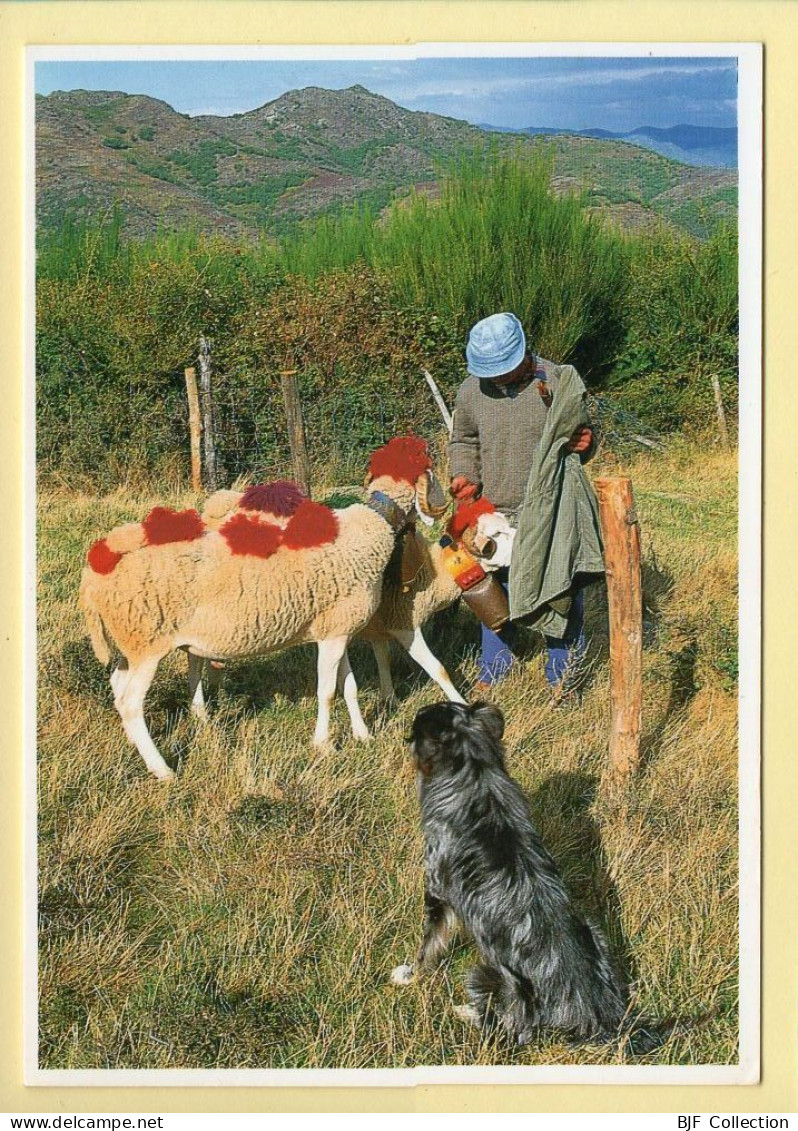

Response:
(1, 0), (792, 1115)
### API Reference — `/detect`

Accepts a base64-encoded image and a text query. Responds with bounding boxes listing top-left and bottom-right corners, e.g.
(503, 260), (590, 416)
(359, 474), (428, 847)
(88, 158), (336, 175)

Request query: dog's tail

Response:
(466, 965), (719, 1057)
(622, 1010), (720, 1057)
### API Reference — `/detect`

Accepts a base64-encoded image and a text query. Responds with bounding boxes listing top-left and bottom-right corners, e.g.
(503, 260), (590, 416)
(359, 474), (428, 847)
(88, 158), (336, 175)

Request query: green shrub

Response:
(36, 227), (281, 486)
(138, 126), (155, 142)
(168, 139), (237, 186)
(102, 137), (130, 150)
(609, 221), (738, 433)
(34, 155), (739, 487)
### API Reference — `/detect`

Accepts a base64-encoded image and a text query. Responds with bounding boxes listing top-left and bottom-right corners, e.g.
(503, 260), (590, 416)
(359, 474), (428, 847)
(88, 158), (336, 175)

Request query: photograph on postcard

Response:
(28, 45), (760, 1083)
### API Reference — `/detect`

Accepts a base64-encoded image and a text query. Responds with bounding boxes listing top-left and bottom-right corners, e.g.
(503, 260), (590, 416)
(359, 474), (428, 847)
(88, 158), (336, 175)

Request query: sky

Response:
(34, 55), (738, 132)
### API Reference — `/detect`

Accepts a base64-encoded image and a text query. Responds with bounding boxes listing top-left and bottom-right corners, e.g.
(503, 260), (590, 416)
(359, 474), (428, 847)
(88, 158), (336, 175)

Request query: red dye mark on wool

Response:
(143, 507), (205, 546)
(447, 498), (496, 541)
(240, 481), (306, 518)
(87, 538), (123, 575)
(283, 500), (339, 550)
(221, 513), (282, 558)
(367, 435), (432, 485)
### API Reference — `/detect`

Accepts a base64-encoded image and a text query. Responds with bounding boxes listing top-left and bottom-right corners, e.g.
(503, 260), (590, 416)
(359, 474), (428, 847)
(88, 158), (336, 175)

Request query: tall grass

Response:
(281, 201), (379, 279)
(283, 148), (630, 378)
(37, 206), (280, 285)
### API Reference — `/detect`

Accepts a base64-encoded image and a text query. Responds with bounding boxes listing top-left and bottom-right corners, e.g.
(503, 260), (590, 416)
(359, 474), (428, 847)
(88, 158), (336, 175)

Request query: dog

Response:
(391, 701), (636, 1049)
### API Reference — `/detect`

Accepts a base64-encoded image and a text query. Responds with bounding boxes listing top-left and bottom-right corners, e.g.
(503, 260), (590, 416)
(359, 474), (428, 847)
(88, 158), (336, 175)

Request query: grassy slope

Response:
(37, 440), (738, 1069)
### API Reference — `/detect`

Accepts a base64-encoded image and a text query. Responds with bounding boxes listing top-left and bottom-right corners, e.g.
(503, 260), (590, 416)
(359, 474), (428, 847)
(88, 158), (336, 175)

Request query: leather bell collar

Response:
(367, 490), (413, 534)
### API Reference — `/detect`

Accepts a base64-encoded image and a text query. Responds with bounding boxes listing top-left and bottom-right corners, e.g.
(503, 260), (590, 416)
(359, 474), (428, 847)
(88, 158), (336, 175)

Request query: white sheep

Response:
(79, 436), (447, 780)
(196, 490), (515, 712)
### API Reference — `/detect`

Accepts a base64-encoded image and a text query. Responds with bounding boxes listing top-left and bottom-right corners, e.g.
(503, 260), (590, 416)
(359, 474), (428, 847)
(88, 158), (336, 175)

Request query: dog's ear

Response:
(411, 703), (467, 778)
(471, 701), (505, 745)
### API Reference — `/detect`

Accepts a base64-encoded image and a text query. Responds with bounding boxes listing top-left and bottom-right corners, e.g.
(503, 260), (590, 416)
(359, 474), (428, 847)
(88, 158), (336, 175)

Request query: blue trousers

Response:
(478, 571), (586, 688)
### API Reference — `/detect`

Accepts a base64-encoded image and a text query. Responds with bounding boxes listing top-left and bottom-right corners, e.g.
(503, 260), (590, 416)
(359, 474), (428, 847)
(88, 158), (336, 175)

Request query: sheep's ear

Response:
(471, 702), (505, 744)
(363, 471), (373, 489)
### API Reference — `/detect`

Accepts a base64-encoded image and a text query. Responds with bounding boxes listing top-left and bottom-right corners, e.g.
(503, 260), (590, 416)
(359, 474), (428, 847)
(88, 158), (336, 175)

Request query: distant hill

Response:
(36, 86), (737, 241)
(481, 122), (737, 168)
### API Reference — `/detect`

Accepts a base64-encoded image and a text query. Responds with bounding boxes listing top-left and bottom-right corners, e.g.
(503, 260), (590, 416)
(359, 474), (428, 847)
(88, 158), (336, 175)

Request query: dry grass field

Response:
(36, 439), (739, 1070)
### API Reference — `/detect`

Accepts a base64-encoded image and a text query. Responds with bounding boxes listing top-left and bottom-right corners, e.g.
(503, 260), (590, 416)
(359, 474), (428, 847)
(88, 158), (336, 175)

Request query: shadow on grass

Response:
(639, 628), (700, 770)
(45, 638), (111, 700)
(528, 771), (634, 987)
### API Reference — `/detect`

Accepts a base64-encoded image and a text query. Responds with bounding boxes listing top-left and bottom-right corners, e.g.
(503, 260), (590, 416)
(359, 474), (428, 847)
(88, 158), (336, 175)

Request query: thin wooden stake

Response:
(422, 367), (453, 435)
(280, 369), (312, 497)
(594, 477), (643, 782)
(710, 373), (731, 448)
(184, 366), (202, 493)
(198, 336), (217, 492)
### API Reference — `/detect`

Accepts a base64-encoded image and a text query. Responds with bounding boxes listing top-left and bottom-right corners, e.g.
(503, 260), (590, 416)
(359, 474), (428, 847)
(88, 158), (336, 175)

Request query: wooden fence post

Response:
(184, 366), (202, 492)
(199, 336), (218, 492)
(594, 477), (643, 782)
(280, 369), (312, 497)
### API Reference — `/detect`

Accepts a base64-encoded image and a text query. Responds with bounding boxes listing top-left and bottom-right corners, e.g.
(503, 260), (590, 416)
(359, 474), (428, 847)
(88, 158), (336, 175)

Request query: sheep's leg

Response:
(113, 654), (174, 781)
(390, 627), (467, 704)
(337, 648), (371, 742)
(206, 661), (223, 695)
(110, 662), (130, 702)
(188, 653), (208, 722)
(186, 656), (223, 721)
(371, 640), (398, 708)
(313, 636), (349, 748)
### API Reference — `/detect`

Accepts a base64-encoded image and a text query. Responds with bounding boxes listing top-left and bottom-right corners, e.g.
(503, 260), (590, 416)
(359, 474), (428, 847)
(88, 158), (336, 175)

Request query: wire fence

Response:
(184, 363), (663, 497)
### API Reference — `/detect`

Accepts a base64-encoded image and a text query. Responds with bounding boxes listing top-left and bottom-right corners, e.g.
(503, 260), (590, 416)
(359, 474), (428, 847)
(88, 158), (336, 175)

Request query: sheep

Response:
(79, 436), (447, 780)
(357, 498), (515, 705)
(196, 489), (515, 712)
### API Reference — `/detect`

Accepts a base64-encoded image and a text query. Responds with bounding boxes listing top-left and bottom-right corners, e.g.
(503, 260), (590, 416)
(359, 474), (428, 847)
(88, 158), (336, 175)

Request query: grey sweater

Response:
(450, 357), (590, 517)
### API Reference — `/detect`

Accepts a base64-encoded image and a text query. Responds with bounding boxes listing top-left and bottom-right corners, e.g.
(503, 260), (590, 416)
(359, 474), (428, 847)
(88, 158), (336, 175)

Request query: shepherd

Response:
(449, 312), (604, 694)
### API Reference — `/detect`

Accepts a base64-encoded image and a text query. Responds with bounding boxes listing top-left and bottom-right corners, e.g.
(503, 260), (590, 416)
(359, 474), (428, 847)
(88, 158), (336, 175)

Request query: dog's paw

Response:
(390, 964), (415, 986)
(453, 1003), (481, 1026)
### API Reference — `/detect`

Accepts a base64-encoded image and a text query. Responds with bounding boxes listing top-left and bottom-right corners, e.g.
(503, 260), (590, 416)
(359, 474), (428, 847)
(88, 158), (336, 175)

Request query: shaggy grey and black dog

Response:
(391, 701), (636, 1048)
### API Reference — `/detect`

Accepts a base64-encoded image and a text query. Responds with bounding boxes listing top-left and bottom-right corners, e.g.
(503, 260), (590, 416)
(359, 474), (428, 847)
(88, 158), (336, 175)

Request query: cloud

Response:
(393, 61), (736, 106)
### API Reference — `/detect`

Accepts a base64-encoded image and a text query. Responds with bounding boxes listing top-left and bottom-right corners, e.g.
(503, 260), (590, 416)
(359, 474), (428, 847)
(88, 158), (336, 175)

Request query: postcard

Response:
(24, 39), (760, 1092)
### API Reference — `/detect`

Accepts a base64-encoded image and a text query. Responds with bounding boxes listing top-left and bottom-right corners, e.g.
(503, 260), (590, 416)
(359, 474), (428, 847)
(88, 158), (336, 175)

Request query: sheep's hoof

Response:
(354, 726), (372, 743)
(390, 964), (415, 986)
(190, 704), (210, 723)
(148, 763), (176, 782)
(454, 1003), (480, 1025)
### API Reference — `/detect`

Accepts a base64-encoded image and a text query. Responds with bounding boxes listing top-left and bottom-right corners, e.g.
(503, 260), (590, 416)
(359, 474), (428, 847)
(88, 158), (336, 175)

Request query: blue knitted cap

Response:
(465, 312), (527, 379)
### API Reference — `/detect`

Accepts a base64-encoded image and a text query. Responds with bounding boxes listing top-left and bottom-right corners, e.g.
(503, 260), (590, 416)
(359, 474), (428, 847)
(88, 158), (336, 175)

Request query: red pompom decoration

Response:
(447, 498), (497, 541)
(240, 481), (306, 518)
(87, 538), (122, 575)
(368, 435), (432, 485)
(283, 500), (339, 550)
(143, 507), (205, 546)
(220, 513), (282, 558)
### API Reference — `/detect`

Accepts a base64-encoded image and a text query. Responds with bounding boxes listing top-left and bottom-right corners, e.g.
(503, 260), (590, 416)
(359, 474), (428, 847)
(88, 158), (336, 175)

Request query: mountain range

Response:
(36, 84), (738, 242)
(480, 122), (737, 169)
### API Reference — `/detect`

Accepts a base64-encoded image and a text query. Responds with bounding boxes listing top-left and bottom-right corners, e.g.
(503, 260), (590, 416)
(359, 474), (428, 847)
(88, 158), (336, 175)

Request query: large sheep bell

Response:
(415, 470), (448, 526)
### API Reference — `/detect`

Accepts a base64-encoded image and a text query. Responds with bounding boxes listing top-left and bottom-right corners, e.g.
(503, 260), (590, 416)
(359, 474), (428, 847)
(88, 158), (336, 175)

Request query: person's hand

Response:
(566, 426), (593, 454)
(450, 475), (481, 502)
